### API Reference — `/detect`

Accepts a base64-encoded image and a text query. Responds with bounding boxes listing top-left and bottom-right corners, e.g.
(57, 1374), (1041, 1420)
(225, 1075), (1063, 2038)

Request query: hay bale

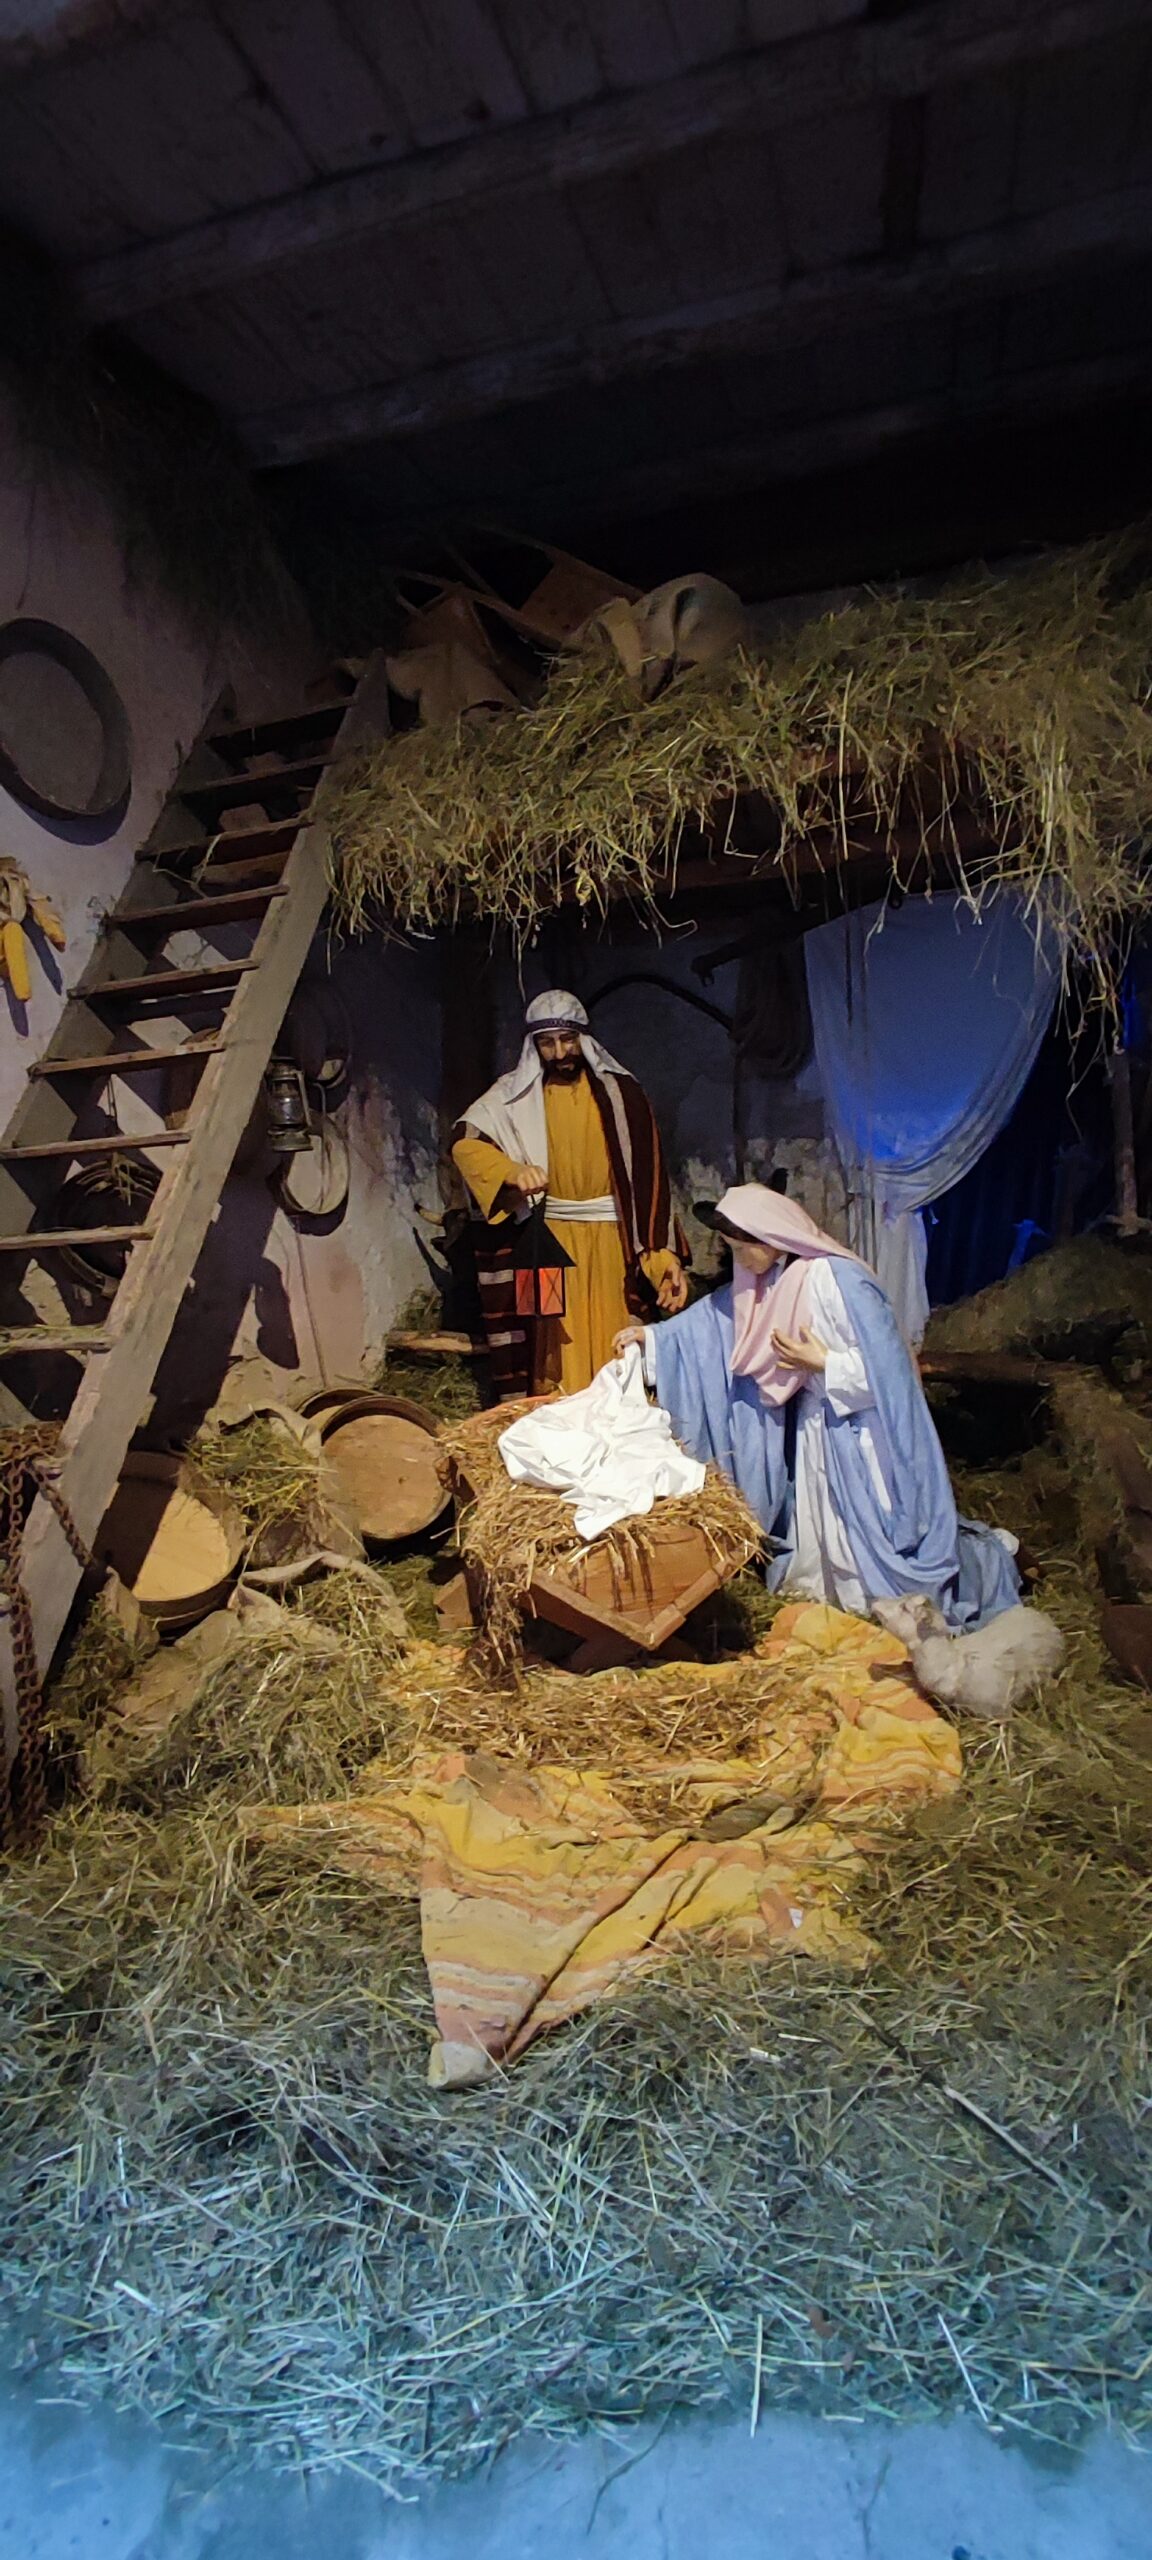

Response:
(925, 1237), (1152, 1371)
(1047, 1370), (1152, 1599)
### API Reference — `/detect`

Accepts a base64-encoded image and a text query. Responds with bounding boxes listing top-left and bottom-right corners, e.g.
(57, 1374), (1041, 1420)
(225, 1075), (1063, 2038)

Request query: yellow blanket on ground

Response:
(253, 1604), (960, 2086)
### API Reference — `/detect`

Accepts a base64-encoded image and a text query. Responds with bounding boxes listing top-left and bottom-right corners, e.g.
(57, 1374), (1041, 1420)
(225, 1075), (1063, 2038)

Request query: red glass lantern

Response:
(511, 1203), (574, 1320)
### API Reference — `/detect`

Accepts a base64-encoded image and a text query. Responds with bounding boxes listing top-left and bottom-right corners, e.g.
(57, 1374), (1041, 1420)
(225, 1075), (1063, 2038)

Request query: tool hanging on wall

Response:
(0, 858), (66, 1011)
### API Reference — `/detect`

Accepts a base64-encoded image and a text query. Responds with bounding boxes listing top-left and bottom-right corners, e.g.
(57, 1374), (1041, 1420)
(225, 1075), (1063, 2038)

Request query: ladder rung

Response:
(195, 851), (294, 889)
(70, 960), (255, 1003)
(176, 754), (331, 808)
(0, 1131), (192, 1162)
(32, 1040), (223, 1079)
(0, 1326), (111, 1354)
(206, 703), (347, 758)
(141, 820), (298, 866)
(0, 1225), (153, 1252)
(111, 886), (287, 932)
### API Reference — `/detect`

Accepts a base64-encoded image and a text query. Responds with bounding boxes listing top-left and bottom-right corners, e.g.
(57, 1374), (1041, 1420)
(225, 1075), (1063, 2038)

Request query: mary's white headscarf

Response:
(460, 990), (629, 1171)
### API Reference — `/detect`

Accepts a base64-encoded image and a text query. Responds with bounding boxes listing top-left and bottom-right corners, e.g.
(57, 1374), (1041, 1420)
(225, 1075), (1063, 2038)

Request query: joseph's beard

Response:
(543, 1058), (585, 1081)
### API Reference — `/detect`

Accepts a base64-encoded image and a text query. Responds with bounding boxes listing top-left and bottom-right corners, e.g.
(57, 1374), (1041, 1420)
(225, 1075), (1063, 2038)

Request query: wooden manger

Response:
(442, 1403), (761, 1671)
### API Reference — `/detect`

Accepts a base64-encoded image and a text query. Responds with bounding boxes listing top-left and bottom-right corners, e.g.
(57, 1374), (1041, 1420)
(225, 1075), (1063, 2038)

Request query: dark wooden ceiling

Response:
(1, 0), (1150, 592)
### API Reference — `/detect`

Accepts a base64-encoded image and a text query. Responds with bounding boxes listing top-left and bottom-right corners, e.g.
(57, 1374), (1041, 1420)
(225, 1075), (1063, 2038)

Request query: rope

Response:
(0, 1427), (90, 1854)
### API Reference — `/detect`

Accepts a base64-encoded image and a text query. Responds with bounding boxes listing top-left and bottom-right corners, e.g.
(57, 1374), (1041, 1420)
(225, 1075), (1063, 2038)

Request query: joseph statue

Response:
(452, 988), (688, 1396)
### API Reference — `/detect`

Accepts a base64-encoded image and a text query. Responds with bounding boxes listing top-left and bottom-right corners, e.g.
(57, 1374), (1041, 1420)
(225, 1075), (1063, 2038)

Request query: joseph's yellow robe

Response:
(452, 1075), (677, 1394)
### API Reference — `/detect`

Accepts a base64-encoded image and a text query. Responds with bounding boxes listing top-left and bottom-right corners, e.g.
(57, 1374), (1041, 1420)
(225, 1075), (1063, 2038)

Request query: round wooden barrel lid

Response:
(319, 1395), (448, 1544)
(95, 1453), (246, 1627)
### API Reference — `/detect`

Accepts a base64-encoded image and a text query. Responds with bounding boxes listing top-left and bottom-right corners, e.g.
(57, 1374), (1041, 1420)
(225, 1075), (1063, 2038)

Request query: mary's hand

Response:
(772, 1325), (829, 1374)
(613, 1324), (646, 1356)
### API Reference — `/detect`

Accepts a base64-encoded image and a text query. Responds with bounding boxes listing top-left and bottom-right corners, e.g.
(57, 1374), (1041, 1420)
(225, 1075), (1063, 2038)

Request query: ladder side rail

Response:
(0, 653), (389, 1744)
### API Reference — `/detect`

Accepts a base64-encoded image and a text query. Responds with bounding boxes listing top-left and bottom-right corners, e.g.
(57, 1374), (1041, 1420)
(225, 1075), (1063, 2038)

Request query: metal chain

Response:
(0, 1427), (90, 1854)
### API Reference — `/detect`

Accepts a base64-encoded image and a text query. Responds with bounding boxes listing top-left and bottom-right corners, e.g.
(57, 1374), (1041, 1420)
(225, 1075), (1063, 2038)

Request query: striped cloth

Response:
(253, 1604), (961, 2087)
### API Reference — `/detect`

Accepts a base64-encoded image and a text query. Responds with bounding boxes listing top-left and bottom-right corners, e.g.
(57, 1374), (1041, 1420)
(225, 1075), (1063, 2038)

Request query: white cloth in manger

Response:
(496, 1343), (705, 1540)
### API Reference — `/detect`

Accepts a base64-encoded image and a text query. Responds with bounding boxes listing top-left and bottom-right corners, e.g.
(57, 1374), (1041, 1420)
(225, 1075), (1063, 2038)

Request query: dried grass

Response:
(90, 1569), (409, 1813)
(926, 1236), (1152, 1367)
(193, 1419), (330, 1570)
(325, 536), (1152, 980)
(2, 1441), (1150, 2484)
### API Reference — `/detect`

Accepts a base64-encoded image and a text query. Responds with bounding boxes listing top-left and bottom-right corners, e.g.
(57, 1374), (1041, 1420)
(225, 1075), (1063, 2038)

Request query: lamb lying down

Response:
(871, 1595), (1065, 1718)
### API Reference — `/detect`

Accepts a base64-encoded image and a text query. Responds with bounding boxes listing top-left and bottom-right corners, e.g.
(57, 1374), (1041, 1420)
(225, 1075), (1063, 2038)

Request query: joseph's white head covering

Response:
(461, 988), (629, 1170)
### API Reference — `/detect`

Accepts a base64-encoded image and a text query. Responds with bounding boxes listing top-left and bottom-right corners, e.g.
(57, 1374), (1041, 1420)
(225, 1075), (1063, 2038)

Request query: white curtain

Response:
(805, 894), (1060, 1345)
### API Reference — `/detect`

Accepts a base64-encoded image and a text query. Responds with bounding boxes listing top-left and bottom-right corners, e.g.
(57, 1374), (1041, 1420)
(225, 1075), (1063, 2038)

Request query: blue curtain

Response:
(805, 894), (1060, 1339)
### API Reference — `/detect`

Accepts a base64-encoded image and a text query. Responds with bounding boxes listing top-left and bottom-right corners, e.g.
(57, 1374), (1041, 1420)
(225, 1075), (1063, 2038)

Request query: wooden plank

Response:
(191, 850), (294, 889)
(205, 703), (349, 756)
(68, 960), (256, 1003)
(920, 1353), (1055, 1386)
(241, 186), (1152, 461)
(0, 1328), (111, 1354)
(490, 0), (602, 112)
(78, 0), (1152, 318)
(176, 753), (332, 807)
(339, 0), (527, 148)
(222, 0), (408, 177)
(526, 342), (1152, 531)
(0, 1225), (153, 1253)
(388, 1330), (488, 1358)
(5, 656), (392, 1741)
(144, 824), (297, 867)
(31, 1040), (224, 1078)
(0, 1132), (192, 1163)
(111, 886), (288, 932)
(26, 13), (314, 240)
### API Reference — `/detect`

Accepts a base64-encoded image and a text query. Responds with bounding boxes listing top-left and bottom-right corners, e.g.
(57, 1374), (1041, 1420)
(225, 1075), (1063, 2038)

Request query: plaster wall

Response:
(156, 933), (443, 1421)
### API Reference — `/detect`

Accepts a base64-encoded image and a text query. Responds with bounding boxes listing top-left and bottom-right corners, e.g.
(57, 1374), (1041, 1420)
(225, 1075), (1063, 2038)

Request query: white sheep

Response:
(871, 1594), (1065, 1718)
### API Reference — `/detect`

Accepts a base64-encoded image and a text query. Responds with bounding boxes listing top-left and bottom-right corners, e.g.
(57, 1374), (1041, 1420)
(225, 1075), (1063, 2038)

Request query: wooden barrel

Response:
(319, 1392), (449, 1546)
(294, 1381), (369, 1424)
(94, 1452), (247, 1629)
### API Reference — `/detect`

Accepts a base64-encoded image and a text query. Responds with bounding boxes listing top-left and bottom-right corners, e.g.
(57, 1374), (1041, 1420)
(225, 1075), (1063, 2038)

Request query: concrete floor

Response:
(2, 2355), (1150, 2560)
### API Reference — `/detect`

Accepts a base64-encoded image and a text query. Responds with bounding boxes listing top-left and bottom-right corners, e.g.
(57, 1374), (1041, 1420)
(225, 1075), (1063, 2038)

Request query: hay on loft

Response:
(441, 1404), (763, 1670)
(325, 534), (1152, 976)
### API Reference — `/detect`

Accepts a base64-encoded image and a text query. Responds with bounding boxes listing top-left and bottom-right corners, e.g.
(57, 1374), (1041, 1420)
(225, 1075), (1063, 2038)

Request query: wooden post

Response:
(1110, 1043), (1140, 1233)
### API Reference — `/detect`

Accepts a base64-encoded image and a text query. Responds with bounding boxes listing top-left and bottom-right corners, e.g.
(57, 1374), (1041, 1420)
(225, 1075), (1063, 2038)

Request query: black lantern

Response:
(510, 1201), (574, 1320)
(264, 1059), (313, 1153)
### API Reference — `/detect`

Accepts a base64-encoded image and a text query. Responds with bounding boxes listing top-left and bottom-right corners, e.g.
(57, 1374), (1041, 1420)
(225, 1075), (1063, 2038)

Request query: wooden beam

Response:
(527, 347), (1152, 536)
(241, 190), (1152, 466)
(76, 0), (1152, 321)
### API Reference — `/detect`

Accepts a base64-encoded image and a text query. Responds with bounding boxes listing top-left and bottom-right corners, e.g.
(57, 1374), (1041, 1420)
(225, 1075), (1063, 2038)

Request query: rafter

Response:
(547, 349), (1152, 532)
(76, 0), (1151, 322)
(239, 192), (1152, 467)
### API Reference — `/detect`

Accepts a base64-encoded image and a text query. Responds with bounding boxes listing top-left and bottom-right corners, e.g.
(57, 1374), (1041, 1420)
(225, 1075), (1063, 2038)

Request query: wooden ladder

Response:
(0, 650), (387, 1771)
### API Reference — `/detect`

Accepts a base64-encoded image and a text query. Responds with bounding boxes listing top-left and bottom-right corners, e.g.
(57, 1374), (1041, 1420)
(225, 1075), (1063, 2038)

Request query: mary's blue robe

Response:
(652, 1262), (1018, 1630)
